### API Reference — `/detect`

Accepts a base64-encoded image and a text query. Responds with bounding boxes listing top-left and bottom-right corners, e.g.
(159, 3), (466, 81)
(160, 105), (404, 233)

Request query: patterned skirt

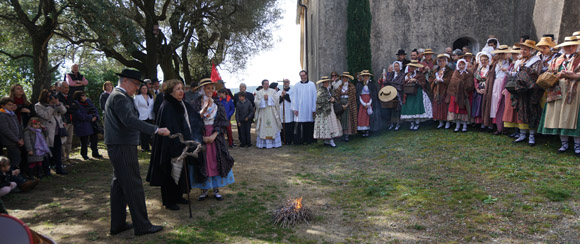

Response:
(314, 106), (343, 139)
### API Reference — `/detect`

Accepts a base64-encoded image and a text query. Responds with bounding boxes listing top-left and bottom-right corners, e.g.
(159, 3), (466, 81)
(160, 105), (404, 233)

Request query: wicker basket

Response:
(536, 72), (559, 89)
(380, 99), (399, 108)
(403, 83), (417, 95)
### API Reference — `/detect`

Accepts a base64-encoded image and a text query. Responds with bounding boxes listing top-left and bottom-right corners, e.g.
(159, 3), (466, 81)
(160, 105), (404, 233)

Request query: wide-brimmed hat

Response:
(436, 53), (451, 60)
(555, 36), (580, 48)
(492, 45), (511, 54)
(194, 78), (223, 91)
(573, 31), (580, 37)
(536, 37), (557, 48)
(407, 60), (424, 68)
(519, 39), (541, 51)
(464, 52), (473, 56)
(509, 45), (521, 54)
(340, 72), (354, 80)
(116, 69), (143, 83)
(360, 70), (373, 76)
(423, 48), (435, 55)
(316, 76), (330, 85)
(378, 86), (398, 102)
(395, 49), (407, 56)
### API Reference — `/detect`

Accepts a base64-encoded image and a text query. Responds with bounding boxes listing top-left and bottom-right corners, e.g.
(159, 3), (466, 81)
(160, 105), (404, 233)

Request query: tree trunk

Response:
(30, 36), (53, 104)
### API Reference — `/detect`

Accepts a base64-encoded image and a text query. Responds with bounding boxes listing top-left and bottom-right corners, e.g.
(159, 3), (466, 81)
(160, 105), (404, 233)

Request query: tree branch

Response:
(0, 50), (33, 60)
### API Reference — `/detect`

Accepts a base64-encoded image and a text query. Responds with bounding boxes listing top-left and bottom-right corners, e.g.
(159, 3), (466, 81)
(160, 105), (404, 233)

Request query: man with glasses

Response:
(104, 69), (170, 236)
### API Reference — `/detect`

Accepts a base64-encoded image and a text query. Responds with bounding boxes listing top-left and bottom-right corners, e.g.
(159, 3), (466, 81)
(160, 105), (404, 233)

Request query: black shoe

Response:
(135, 225), (163, 236)
(198, 190), (208, 201)
(110, 223), (133, 235)
(92, 154), (103, 159)
(56, 169), (68, 175)
(177, 198), (190, 204)
(82, 155), (90, 160)
(165, 204), (180, 211)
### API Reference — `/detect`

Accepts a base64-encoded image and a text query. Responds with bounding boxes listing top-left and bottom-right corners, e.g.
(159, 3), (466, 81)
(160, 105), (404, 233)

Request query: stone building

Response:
(296, 0), (580, 80)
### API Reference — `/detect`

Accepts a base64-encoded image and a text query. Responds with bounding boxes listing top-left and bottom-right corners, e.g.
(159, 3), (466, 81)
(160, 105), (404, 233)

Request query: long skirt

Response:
(339, 98), (355, 135)
(401, 88), (433, 121)
(503, 93), (529, 130)
(256, 132), (282, 148)
(357, 94), (371, 130)
(471, 92), (483, 123)
(314, 106), (343, 139)
(447, 95), (470, 122)
(190, 125), (235, 189)
(492, 95), (506, 132)
(432, 100), (449, 121)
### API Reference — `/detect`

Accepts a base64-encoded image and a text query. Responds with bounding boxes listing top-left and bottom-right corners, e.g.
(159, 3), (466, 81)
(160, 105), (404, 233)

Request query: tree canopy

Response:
(0, 0), (281, 102)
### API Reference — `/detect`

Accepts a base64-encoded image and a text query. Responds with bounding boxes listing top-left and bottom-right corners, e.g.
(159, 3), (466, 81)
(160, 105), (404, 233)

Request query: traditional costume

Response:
(334, 72), (358, 140)
(482, 46), (512, 133)
(278, 83), (294, 145)
(380, 61), (405, 130)
(446, 59), (474, 132)
(506, 40), (544, 146)
(471, 52), (492, 125)
(313, 77), (342, 147)
(401, 60), (433, 130)
(356, 70), (382, 136)
(538, 36), (580, 155)
(255, 84), (282, 148)
(430, 54), (454, 129)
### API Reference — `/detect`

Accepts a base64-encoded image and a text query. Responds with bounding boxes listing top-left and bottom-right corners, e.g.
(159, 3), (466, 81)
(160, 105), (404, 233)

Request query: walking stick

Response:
(282, 94), (286, 143)
(168, 133), (205, 218)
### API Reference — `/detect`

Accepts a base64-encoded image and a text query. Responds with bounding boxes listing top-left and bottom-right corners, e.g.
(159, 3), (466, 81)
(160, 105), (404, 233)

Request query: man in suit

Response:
(105, 69), (170, 236)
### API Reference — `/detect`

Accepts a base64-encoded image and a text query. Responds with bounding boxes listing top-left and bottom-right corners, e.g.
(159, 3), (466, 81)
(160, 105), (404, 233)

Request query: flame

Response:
(293, 197), (303, 211)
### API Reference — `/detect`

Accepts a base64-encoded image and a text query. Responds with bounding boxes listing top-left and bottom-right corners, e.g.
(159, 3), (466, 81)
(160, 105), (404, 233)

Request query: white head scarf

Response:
(392, 61), (403, 77)
(456, 59), (468, 74)
(476, 52), (492, 68)
(481, 37), (499, 54)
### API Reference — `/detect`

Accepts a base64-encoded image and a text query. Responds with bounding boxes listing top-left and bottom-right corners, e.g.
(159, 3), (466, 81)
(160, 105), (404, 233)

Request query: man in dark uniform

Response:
(105, 69), (170, 236)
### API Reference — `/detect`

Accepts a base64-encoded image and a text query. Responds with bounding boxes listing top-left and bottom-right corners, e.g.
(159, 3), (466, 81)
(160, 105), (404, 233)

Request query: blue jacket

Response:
(72, 99), (99, 137)
(219, 95), (235, 120)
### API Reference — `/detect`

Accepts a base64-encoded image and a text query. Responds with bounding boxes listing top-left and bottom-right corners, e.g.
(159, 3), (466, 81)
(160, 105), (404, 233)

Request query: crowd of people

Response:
(2, 30), (580, 235)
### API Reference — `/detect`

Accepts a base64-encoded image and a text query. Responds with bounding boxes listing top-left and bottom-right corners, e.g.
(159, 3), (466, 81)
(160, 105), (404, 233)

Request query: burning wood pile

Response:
(272, 197), (312, 228)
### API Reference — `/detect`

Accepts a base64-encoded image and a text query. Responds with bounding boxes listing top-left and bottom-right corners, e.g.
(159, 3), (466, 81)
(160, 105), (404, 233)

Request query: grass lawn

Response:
(4, 125), (580, 243)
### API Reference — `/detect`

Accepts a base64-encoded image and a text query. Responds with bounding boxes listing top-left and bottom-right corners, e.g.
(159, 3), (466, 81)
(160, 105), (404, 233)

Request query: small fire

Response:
(293, 197), (303, 210)
(272, 196), (312, 228)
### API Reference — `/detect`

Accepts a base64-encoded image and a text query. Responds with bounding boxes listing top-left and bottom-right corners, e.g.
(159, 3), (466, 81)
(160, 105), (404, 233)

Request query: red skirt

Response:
(357, 94), (371, 128)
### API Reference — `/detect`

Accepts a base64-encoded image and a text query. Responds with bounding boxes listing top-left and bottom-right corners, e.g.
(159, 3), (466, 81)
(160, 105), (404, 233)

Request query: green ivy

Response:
(346, 0), (372, 77)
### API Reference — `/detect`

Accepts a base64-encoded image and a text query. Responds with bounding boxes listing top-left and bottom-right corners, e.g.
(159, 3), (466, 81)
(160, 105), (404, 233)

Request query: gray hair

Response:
(239, 83), (247, 87)
(57, 81), (68, 87)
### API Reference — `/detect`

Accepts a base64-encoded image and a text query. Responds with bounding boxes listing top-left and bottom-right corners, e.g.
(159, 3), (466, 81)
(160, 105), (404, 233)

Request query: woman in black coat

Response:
(147, 79), (204, 211)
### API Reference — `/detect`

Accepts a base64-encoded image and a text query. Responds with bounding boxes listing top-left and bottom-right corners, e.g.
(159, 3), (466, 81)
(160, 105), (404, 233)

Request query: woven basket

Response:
(536, 72), (559, 89)
(403, 83), (417, 95)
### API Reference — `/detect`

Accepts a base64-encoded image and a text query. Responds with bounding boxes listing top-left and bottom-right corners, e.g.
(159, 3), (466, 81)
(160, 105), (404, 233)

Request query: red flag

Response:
(210, 62), (221, 82)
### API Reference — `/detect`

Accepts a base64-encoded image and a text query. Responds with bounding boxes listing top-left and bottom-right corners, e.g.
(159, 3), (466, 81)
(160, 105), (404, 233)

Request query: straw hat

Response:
(436, 53), (451, 60)
(378, 86), (398, 102)
(316, 76), (330, 85)
(464, 52), (473, 56)
(554, 36), (580, 48)
(407, 60), (424, 68)
(519, 39), (541, 51)
(340, 72), (354, 80)
(360, 70), (373, 76)
(536, 37), (557, 48)
(423, 48), (435, 55)
(573, 31), (580, 37)
(492, 45), (511, 54)
(194, 78), (223, 91)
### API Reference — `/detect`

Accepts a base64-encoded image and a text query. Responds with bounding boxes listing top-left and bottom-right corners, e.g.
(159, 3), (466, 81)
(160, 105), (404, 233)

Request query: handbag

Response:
(403, 83), (418, 95)
(58, 127), (68, 137)
(505, 75), (517, 94)
(536, 72), (559, 89)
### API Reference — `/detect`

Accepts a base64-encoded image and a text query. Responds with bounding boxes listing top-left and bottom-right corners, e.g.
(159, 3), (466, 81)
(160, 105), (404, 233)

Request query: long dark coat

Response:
(147, 94), (204, 193)
(192, 95), (235, 183)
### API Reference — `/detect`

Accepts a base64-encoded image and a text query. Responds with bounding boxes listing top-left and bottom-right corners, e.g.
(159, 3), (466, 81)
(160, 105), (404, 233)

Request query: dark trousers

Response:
(140, 120), (153, 151)
(238, 120), (252, 146)
(80, 134), (99, 157)
(5, 145), (21, 169)
(226, 122), (234, 146)
(49, 136), (63, 171)
(293, 122), (314, 145)
(281, 122), (294, 144)
(108, 145), (152, 233)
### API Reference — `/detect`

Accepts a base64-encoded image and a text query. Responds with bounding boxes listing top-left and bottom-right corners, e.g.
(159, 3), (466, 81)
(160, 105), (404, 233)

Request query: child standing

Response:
(0, 97), (24, 170)
(218, 89), (236, 147)
(23, 117), (51, 178)
(235, 93), (254, 147)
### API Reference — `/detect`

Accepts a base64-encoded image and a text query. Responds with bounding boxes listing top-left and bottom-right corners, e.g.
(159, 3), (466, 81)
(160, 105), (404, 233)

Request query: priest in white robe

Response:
(291, 70), (317, 144)
(255, 79), (282, 148)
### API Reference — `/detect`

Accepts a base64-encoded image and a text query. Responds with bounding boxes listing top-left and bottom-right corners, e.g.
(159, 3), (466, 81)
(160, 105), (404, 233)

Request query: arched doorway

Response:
(453, 37), (479, 54)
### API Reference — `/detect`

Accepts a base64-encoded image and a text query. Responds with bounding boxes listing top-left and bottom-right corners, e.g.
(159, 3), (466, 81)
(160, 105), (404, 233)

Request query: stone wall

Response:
(302, 0), (580, 81)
